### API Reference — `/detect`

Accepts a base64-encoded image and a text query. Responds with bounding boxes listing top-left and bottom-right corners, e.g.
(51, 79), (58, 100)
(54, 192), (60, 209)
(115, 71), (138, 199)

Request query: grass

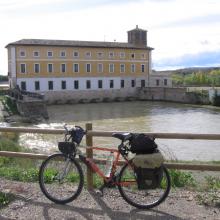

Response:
(196, 176), (220, 207)
(0, 192), (15, 209)
(0, 135), (39, 207)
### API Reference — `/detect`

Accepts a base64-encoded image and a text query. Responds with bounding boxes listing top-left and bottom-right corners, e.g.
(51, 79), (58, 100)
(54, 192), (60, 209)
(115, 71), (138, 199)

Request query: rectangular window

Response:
(35, 81), (40, 91)
(141, 64), (145, 73)
(60, 51), (66, 57)
(131, 53), (135, 59)
(141, 80), (145, 87)
(156, 79), (160, 86)
(20, 64), (26, 73)
(121, 80), (125, 88)
(33, 51), (39, 57)
(97, 63), (103, 73)
(48, 81), (53, 90)
(47, 51), (53, 57)
(131, 64), (135, 73)
(74, 80), (79, 89)
(120, 64), (125, 73)
(48, 63), (53, 73)
(164, 79), (167, 86)
(97, 52), (104, 58)
(20, 50), (26, 57)
(86, 63), (91, 73)
(61, 80), (66, 90)
(141, 53), (146, 59)
(109, 52), (114, 58)
(34, 63), (40, 73)
(98, 80), (103, 89)
(86, 80), (91, 89)
(73, 51), (79, 58)
(85, 51), (91, 58)
(131, 80), (135, 87)
(61, 63), (66, 73)
(120, 52), (125, 58)
(110, 80), (114, 89)
(21, 81), (26, 91)
(109, 64), (114, 73)
(73, 63), (79, 73)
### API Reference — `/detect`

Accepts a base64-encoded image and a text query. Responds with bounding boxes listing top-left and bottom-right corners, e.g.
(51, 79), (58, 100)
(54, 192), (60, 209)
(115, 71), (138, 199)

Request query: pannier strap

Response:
(112, 133), (132, 142)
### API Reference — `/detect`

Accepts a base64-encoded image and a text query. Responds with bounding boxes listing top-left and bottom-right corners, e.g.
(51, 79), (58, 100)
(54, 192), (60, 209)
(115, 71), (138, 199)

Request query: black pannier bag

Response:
(132, 151), (164, 190)
(58, 142), (76, 155)
(130, 133), (157, 154)
(135, 166), (163, 190)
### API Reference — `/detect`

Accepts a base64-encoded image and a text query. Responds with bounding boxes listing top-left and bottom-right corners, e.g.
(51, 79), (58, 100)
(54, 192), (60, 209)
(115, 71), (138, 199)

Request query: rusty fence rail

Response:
(0, 123), (220, 189)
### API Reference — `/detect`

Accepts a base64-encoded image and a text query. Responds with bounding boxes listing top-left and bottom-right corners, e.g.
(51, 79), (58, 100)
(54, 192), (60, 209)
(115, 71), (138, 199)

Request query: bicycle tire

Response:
(118, 163), (171, 209)
(39, 153), (84, 204)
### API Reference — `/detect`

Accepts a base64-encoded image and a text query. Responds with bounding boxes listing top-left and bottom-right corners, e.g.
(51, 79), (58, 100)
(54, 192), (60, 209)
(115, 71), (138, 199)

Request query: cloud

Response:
(0, 0), (143, 15)
(157, 13), (220, 28)
(154, 50), (220, 70)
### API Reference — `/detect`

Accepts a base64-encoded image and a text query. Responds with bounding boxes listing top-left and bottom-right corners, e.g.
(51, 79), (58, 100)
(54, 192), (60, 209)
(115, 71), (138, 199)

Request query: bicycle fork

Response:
(57, 158), (72, 182)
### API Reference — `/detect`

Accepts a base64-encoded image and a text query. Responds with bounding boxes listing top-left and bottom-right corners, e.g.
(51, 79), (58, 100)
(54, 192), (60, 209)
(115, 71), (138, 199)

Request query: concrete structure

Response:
(6, 26), (154, 103)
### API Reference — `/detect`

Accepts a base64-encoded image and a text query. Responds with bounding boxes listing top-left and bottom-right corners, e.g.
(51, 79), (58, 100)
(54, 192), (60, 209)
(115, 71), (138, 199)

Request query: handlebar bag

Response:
(70, 126), (85, 144)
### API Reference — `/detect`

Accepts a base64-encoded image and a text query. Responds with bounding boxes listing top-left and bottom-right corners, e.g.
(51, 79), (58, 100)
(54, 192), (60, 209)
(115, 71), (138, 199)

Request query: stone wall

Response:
(138, 87), (210, 104)
(43, 88), (138, 104)
(39, 87), (211, 105)
(17, 100), (49, 119)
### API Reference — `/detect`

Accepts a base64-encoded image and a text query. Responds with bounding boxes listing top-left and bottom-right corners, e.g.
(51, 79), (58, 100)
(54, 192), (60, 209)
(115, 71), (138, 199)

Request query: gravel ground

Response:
(0, 179), (219, 220)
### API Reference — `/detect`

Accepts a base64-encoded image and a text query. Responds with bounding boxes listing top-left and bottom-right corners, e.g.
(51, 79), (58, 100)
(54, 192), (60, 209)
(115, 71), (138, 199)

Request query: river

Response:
(3, 101), (220, 161)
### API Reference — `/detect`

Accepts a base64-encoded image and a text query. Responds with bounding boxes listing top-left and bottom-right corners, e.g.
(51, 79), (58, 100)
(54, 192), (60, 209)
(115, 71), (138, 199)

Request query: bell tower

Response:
(127, 25), (147, 47)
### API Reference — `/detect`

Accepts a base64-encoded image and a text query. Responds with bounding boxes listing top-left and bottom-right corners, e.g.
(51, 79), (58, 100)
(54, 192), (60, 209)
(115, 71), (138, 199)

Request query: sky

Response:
(1, 0), (220, 74)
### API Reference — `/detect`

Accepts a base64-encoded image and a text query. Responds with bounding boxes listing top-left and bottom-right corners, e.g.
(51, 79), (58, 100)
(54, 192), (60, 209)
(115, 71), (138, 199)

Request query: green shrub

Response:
(205, 176), (220, 190)
(2, 96), (18, 114)
(169, 169), (196, 187)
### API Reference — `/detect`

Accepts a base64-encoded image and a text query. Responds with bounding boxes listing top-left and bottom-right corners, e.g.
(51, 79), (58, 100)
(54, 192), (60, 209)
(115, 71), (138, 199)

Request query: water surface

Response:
(4, 101), (220, 161)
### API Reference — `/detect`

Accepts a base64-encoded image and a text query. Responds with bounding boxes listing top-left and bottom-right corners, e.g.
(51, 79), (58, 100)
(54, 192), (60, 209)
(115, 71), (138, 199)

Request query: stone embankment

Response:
(139, 87), (210, 104)
(42, 87), (210, 105)
(3, 88), (49, 123)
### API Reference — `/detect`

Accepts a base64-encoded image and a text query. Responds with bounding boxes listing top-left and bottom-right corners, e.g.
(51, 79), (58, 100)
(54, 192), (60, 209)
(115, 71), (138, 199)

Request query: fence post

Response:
(86, 123), (93, 190)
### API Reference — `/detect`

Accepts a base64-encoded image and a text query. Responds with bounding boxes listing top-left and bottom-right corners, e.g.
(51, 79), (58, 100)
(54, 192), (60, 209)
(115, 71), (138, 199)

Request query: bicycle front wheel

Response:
(39, 153), (84, 204)
(118, 164), (171, 209)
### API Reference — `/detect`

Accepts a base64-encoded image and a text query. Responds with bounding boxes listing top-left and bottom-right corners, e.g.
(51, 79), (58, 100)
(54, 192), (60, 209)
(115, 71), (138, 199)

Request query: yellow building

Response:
(6, 26), (153, 103)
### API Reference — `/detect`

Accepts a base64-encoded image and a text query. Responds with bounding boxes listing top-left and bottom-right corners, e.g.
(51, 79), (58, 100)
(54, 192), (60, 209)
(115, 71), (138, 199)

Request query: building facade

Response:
(6, 26), (154, 103)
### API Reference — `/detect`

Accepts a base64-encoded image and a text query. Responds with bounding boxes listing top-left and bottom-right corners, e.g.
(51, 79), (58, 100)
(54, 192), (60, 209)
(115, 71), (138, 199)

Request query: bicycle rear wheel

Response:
(118, 164), (170, 209)
(39, 153), (84, 204)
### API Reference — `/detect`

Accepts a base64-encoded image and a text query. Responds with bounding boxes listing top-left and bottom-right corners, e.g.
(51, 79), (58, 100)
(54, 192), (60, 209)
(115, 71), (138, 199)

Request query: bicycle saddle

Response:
(112, 133), (132, 141)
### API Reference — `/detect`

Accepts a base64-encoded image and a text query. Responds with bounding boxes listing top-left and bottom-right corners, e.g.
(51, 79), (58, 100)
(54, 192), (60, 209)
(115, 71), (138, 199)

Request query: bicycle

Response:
(39, 125), (171, 209)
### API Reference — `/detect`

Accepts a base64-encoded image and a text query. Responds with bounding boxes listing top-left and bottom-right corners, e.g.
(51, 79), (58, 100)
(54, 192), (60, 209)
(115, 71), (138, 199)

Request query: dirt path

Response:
(0, 179), (219, 220)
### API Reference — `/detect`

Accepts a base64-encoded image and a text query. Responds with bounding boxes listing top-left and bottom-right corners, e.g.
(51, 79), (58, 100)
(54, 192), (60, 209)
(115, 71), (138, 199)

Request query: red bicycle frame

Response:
(82, 146), (136, 186)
